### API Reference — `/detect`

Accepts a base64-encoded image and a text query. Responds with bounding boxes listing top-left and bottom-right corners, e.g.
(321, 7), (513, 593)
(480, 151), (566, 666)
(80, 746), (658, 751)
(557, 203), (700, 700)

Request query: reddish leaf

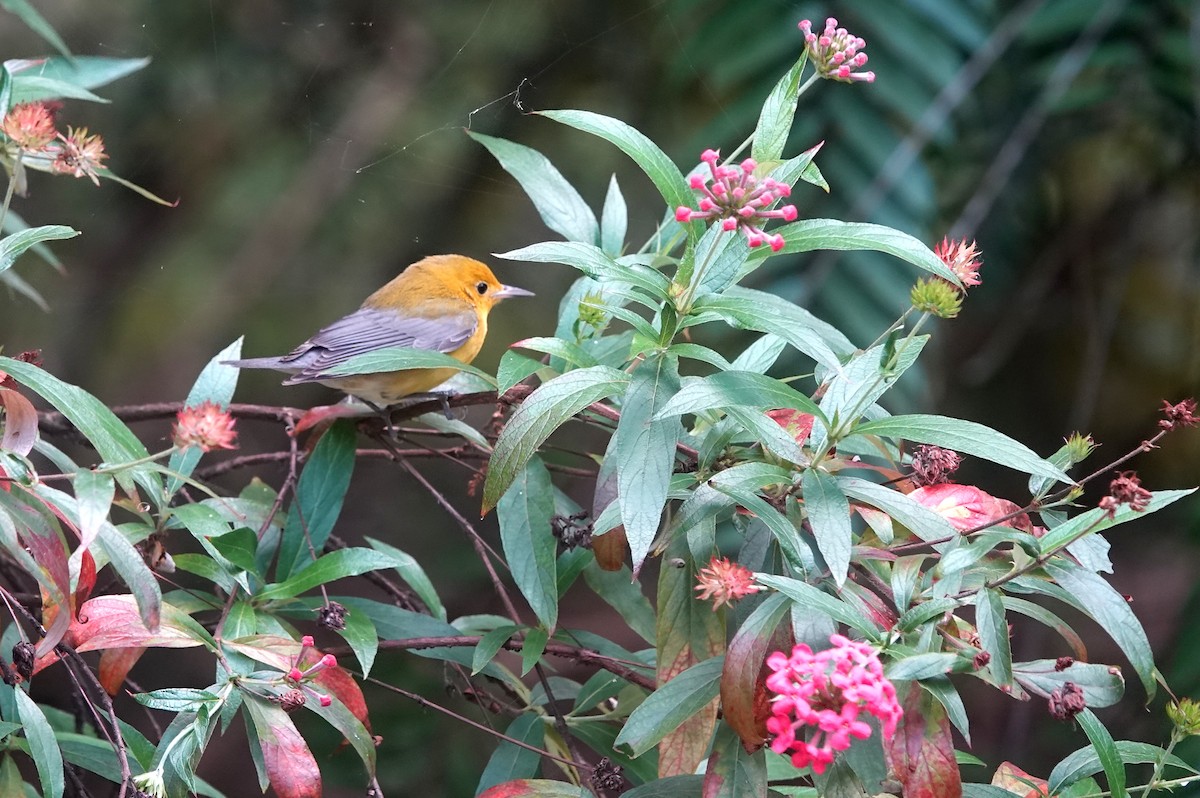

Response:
(656, 538), (725, 777)
(313, 658), (370, 729)
(992, 761), (1050, 798)
(840, 577), (898, 631)
(2, 487), (72, 656)
(720, 594), (791, 749)
(68, 595), (207, 651)
(0, 387), (38, 456)
(245, 695), (322, 798)
(98, 647), (146, 695)
(479, 780), (586, 797)
(224, 634), (300, 672)
(909, 484), (1033, 533)
(591, 461), (626, 571)
(767, 409), (815, 446)
(884, 684), (962, 798)
(293, 403), (372, 435)
(74, 549), (96, 609)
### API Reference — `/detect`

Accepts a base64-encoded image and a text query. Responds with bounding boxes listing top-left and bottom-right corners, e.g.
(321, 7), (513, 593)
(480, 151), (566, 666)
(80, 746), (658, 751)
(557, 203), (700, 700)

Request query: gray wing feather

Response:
(232, 307), (476, 384)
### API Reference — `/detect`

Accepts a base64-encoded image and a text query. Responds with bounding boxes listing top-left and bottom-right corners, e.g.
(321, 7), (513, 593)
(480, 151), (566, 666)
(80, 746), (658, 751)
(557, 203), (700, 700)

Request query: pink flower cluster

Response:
(765, 634), (902, 774)
(694, 556), (761, 610)
(1, 102), (109, 185)
(675, 150), (797, 251)
(934, 237), (983, 288)
(799, 18), (874, 83)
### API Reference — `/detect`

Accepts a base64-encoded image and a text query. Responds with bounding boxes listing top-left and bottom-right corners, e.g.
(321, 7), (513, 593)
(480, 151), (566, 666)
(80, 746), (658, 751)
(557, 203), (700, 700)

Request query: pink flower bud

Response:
(721, 218), (738, 231)
(321, 654), (337, 668)
(301, 636), (314, 647)
(287, 668), (304, 682)
(740, 158), (757, 174)
(675, 206), (694, 222)
(769, 235), (786, 252)
(700, 148), (720, 164)
(780, 205), (798, 221)
(688, 174), (705, 189)
(319, 695), (332, 707)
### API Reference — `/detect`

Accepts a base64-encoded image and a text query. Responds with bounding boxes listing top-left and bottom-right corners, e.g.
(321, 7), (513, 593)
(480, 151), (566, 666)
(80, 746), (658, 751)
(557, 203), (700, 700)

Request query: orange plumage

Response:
(226, 254), (532, 406)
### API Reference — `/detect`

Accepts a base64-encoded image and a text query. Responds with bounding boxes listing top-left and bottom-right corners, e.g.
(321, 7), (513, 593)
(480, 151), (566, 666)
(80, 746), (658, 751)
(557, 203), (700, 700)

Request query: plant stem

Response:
(0, 153), (21, 233)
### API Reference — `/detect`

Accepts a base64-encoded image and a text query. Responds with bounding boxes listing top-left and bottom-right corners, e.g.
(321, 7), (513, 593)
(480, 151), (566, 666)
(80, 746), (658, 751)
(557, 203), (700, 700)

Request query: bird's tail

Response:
(222, 356), (295, 373)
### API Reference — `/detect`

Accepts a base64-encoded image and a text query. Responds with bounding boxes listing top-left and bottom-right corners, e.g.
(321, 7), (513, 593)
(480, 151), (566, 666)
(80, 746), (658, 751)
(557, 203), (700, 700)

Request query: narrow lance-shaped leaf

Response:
(13, 687), (64, 798)
(0, 225), (78, 276)
(537, 109), (696, 241)
(852, 414), (1071, 483)
(470, 131), (598, 245)
(277, 419), (356, 579)
(166, 337), (243, 495)
(242, 695), (321, 798)
(482, 365), (629, 512)
(655, 371), (826, 427)
(752, 52), (809, 163)
(497, 456), (558, 631)
(614, 354), (681, 576)
(801, 469), (852, 587)
(497, 240), (671, 300)
(702, 723), (768, 798)
(975, 588), (1013, 687)
(614, 655), (725, 757)
(1077, 709), (1127, 798)
(600, 174), (628, 256)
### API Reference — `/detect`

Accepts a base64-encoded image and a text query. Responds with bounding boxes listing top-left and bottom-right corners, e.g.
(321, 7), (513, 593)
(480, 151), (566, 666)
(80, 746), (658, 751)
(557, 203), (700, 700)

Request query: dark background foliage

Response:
(2, 0), (1198, 794)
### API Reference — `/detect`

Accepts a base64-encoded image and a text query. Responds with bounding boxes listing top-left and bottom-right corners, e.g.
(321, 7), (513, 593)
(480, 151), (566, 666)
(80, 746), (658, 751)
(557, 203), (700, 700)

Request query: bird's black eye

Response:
(476, 281), (489, 295)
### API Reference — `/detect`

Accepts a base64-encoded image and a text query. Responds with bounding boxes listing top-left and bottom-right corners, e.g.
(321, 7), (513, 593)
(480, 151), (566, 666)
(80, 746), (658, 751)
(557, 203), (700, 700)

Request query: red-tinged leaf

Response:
(479, 780), (590, 798)
(74, 549), (96, 608)
(225, 634), (301, 672)
(292, 403), (374, 435)
(766, 409), (815, 446)
(244, 695), (322, 798)
(67, 595), (209, 651)
(992, 761), (1050, 798)
(591, 457), (626, 572)
(0, 386), (38, 456)
(0, 488), (72, 656)
(909, 484), (1033, 533)
(885, 683), (962, 798)
(656, 537), (725, 777)
(721, 593), (791, 749)
(840, 576), (899, 631)
(313, 661), (370, 729)
(97, 646), (146, 695)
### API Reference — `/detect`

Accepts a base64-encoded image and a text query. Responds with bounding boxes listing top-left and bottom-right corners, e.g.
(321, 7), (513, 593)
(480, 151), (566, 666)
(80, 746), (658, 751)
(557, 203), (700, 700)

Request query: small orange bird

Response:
(226, 254), (533, 407)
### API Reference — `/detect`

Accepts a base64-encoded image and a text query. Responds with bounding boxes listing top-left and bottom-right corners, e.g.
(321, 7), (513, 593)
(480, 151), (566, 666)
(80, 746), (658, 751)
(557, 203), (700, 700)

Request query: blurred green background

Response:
(2, 0), (1199, 795)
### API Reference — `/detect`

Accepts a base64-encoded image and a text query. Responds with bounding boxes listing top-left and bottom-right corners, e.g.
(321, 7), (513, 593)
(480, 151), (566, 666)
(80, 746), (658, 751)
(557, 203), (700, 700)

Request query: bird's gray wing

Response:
(275, 307), (477, 383)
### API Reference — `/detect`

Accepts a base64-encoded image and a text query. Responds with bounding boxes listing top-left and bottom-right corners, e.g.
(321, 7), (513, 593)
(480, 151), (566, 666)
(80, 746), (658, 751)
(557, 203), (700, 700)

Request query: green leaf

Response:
(1049, 741), (1197, 795)
(1043, 562), (1154, 699)
(323, 347), (495, 385)
(884, 653), (962, 680)
(615, 655), (724, 757)
(537, 109), (695, 240)
(802, 469), (852, 586)
(1011, 659), (1125, 708)
(208, 527), (259, 574)
(1077, 709), (1126, 798)
(472, 626), (519, 675)
(10, 56), (151, 91)
(10, 75), (107, 104)
(837, 476), (960, 543)
(766, 219), (961, 285)
(470, 131), (598, 244)
(520, 627), (549, 675)
(13, 688), (64, 798)
(818, 337), (929, 438)
(0, 226), (78, 275)
(0, 357), (160, 502)
(622, 776), (704, 797)
(258, 548), (401, 601)
(752, 53), (808, 162)
(756, 574), (878, 637)
(482, 366), (628, 512)
(277, 419), (356, 578)
(600, 174), (627, 256)
(497, 241), (671, 300)
(0, 1), (71, 57)
(703, 724), (767, 797)
(497, 350), (544, 395)
(975, 588), (1012, 687)
(582, 561), (656, 644)
(475, 714), (545, 796)
(364, 537), (446, 621)
(920, 677), (971, 745)
(497, 456), (559, 630)
(511, 336), (598, 369)
(852, 414), (1071, 483)
(710, 483), (808, 574)
(655, 371), (826, 426)
(1037, 489), (1195, 559)
(166, 338), (243, 495)
(692, 288), (851, 371)
(613, 355), (681, 575)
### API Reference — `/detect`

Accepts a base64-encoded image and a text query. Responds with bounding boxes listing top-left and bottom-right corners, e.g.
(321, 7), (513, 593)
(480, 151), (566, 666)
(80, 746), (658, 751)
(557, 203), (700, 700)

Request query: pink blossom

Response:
(694, 557), (761, 610)
(799, 18), (874, 83)
(765, 634), (902, 774)
(1, 102), (56, 151)
(172, 401), (238, 452)
(934, 237), (983, 288)
(676, 151), (797, 251)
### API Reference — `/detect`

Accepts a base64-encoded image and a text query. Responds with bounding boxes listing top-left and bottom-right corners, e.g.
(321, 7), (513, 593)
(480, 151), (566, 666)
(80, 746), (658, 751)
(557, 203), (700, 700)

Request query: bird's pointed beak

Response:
(494, 284), (535, 299)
